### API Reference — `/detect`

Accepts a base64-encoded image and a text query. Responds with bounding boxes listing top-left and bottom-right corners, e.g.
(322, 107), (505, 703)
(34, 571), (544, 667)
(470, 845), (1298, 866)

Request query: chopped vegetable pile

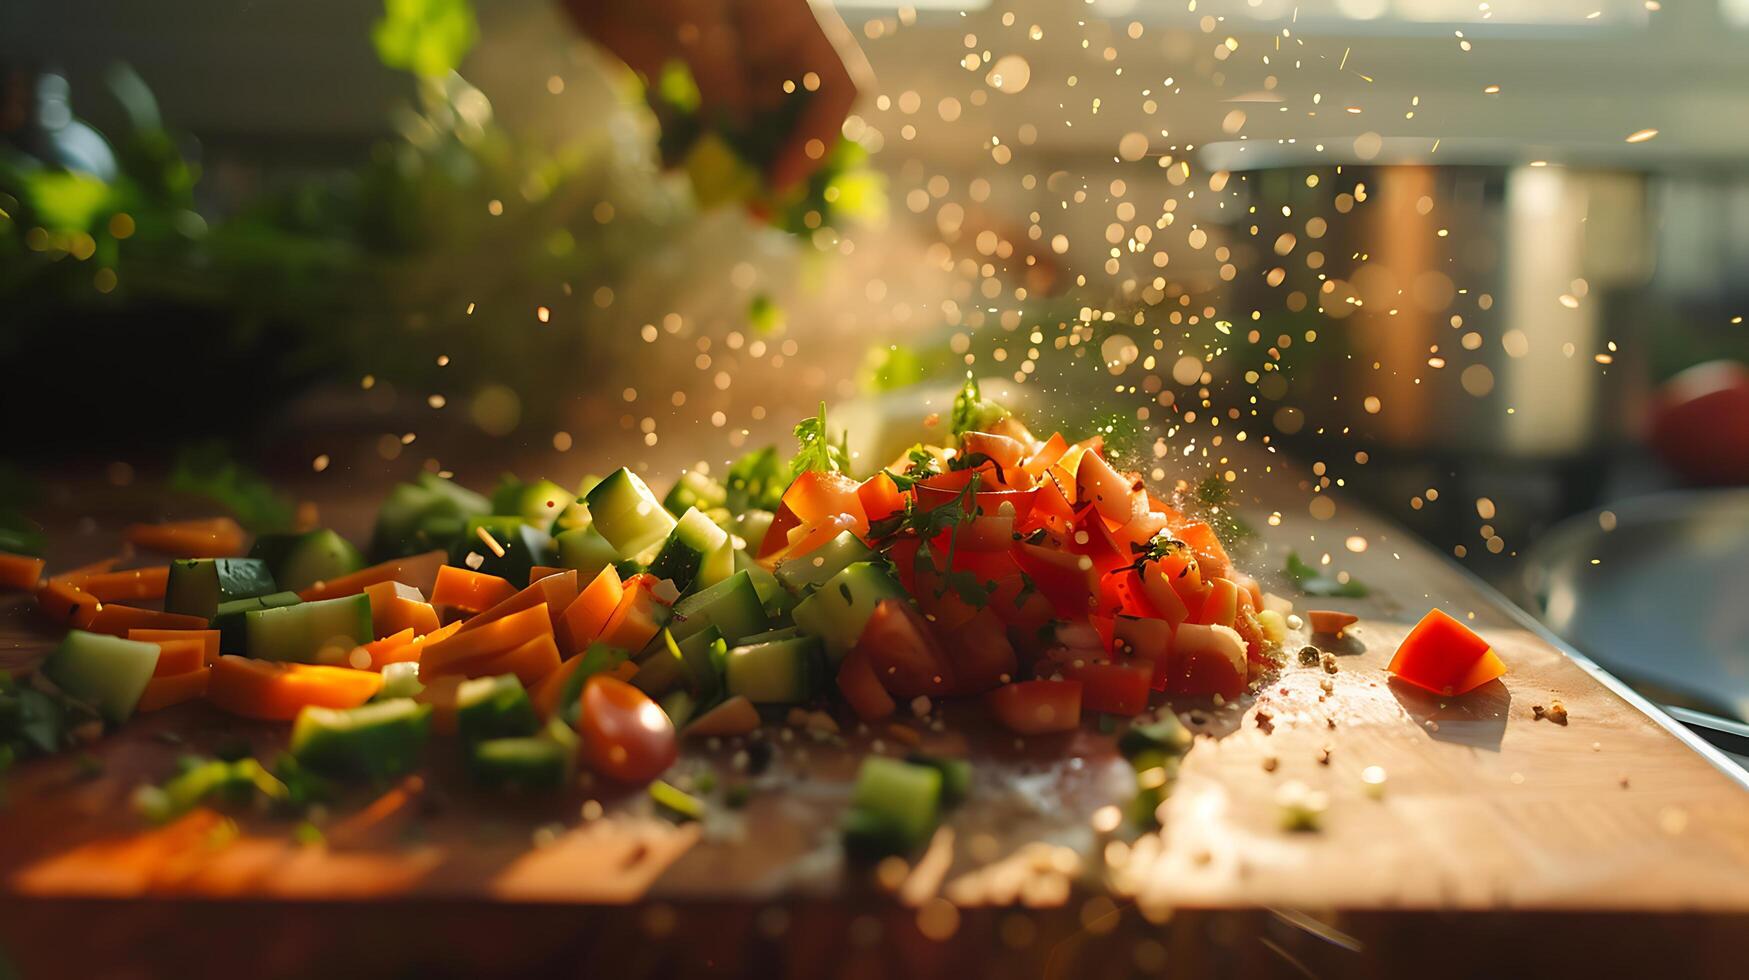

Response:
(0, 386), (1505, 855)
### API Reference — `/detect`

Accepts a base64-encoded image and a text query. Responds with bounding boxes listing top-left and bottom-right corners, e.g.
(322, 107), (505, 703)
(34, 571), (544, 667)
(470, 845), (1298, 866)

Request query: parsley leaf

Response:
(950, 375), (1009, 437)
(883, 444), (940, 492)
(791, 402), (850, 477)
(1284, 551), (1370, 598)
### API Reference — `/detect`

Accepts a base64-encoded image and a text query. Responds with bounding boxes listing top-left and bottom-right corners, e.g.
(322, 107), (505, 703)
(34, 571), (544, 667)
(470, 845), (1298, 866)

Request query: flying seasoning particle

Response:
(1482, 84), (1501, 95)
(1625, 128), (1659, 143)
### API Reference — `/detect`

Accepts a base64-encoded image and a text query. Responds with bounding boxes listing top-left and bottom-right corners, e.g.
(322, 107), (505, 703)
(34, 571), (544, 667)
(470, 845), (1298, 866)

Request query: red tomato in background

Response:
(578, 675), (677, 783)
(944, 609), (1018, 694)
(836, 649), (896, 721)
(987, 679), (1083, 734)
(1649, 360), (1749, 485)
(1062, 660), (1152, 715)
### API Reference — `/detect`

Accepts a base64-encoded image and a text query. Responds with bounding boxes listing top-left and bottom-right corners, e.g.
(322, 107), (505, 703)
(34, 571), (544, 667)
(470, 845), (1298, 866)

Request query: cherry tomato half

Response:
(578, 675), (677, 783)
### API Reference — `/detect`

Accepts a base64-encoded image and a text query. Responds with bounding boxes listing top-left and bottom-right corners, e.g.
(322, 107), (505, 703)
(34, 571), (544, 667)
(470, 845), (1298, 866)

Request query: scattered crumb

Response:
(1320, 652), (1339, 675)
(1319, 677), (1334, 695)
(1316, 745), (1332, 765)
(1619, 774), (1631, 789)
(1531, 700), (1569, 725)
(910, 696), (933, 718)
(1277, 781), (1328, 831)
(1297, 645), (1321, 668)
(1254, 707), (1275, 733)
(1425, 720), (1440, 733)
(1360, 765), (1387, 799)
(886, 723), (921, 747)
(1325, 716), (1337, 729)
(1261, 756), (1279, 773)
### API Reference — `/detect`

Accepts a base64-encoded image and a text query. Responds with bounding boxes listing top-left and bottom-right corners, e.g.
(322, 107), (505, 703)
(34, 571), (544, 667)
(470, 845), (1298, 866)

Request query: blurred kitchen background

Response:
(5, 2), (1748, 713)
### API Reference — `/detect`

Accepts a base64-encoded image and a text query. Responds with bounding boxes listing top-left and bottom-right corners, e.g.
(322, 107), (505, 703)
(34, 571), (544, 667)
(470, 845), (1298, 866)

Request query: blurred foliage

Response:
(167, 442), (296, 532)
(0, 0), (886, 441)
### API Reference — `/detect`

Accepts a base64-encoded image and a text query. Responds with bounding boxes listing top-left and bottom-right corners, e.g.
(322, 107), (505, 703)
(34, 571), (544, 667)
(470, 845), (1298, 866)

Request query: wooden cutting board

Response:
(2, 451), (1747, 978)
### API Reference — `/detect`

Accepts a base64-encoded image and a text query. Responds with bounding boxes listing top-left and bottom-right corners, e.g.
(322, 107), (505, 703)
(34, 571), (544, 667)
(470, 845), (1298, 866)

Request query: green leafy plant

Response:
(791, 402), (850, 477)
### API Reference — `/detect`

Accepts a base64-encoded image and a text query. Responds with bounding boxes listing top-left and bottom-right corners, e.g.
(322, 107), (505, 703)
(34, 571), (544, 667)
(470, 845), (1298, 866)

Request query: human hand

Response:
(563, 0), (863, 192)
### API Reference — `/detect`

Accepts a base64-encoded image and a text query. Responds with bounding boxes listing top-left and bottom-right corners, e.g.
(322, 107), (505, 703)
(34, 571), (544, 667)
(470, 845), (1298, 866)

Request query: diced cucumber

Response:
(631, 636), (688, 699)
(245, 593), (373, 664)
(658, 689), (697, 729)
(723, 634), (822, 704)
(450, 516), (551, 585)
(790, 562), (906, 665)
(40, 630), (159, 725)
(456, 674), (539, 744)
(905, 752), (972, 807)
(554, 525), (621, 580)
(773, 531), (874, 595)
(491, 477), (573, 531)
(376, 661), (424, 701)
(734, 549), (795, 618)
(164, 557), (277, 620)
(290, 698), (432, 780)
(647, 507), (729, 591)
(738, 626), (805, 645)
(370, 473), (489, 560)
(212, 590), (301, 654)
(584, 468), (676, 557)
(663, 470), (728, 517)
(271, 529), (365, 593)
(696, 535), (735, 590)
(675, 628), (725, 705)
(841, 757), (942, 856)
(469, 718), (578, 790)
(731, 510), (775, 551)
(669, 570), (767, 644)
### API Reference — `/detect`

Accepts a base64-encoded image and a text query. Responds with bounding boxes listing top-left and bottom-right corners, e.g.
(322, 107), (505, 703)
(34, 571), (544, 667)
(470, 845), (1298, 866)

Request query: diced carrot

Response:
(72, 565), (169, 602)
(597, 583), (665, 652)
(420, 603), (553, 677)
(347, 628), (417, 670)
(430, 565), (517, 613)
(0, 553), (45, 592)
(137, 667), (211, 712)
(34, 579), (100, 628)
(530, 654), (585, 720)
(207, 655), (382, 721)
(142, 636), (207, 677)
(1308, 609), (1360, 636)
(125, 518), (246, 558)
(85, 603), (208, 636)
(129, 628), (221, 665)
(528, 566), (567, 586)
(458, 569), (576, 641)
(297, 550), (445, 602)
(474, 632), (563, 687)
(560, 565), (624, 656)
(362, 580), (441, 638)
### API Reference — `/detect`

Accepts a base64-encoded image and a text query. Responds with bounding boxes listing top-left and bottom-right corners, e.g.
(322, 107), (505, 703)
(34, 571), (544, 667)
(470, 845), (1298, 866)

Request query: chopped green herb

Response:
(950, 375), (1009, 437)
(1284, 551), (1370, 598)
(724, 445), (787, 513)
(650, 779), (704, 822)
(791, 402), (850, 477)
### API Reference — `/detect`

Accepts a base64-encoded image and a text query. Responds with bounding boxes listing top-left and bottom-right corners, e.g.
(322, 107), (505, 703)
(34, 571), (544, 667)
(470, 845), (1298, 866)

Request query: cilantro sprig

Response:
(882, 444), (940, 492)
(791, 402), (850, 477)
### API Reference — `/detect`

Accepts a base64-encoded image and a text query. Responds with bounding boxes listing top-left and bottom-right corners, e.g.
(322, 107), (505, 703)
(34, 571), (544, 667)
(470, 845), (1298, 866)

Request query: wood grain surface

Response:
(1, 441), (1746, 978)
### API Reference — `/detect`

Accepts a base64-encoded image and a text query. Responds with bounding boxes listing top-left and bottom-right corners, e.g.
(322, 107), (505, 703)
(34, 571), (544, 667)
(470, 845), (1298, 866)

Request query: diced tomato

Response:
(1011, 542), (1097, 619)
(1175, 521), (1232, 583)
(1234, 574), (1265, 613)
(986, 679), (1082, 734)
(1171, 623), (1248, 698)
(946, 609), (1018, 695)
(855, 599), (956, 699)
(578, 675), (677, 783)
(1026, 472), (1075, 535)
(1195, 578), (1239, 628)
(1113, 616), (1174, 691)
(1088, 613), (1116, 653)
(1074, 450), (1139, 526)
(1022, 432), (1070, 479)
(1387, 608), (1506, 696)
(857, 471), (906, 524)
(993, 577), (1056, 631)
(887, 537), (922, 594)
(837, 649), (897, 721)
(1062, 660), (1151, 715)
(767, 513), (862, 564)
(758, 501), (802, 559)
(782, 470), (867, 530)
(961, 430), (1029, 470)
(1138, 563), (1191, 627)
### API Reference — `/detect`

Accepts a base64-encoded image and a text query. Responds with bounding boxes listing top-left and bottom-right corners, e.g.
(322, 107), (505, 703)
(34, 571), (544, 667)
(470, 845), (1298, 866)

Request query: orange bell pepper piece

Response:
(207, 655), (382, 721)
(363, 580), (442, 638)
(475, 632), (563, 687)
(429, 566), (517, 613)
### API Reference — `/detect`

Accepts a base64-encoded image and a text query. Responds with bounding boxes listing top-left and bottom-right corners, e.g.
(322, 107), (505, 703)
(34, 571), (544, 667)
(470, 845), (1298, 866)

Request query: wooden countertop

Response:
(2, 438), (1746, 978)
